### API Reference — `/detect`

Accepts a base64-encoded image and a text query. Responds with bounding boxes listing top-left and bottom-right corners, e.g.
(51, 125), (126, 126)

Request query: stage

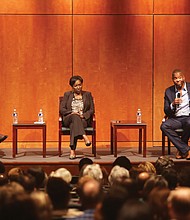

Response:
(0, 145), (189, 175)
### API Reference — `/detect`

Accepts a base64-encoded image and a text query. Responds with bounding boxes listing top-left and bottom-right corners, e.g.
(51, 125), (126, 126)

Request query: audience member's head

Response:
(27, 166), (47, 189)
(112, 156), (132, 171)
(79, 157), (93, 171)
(49, 168), (72, 184)
(108, 165), (130, 185)
(155, 156), (175, 175)
(117, 199), (153, 220)
(138, 161), (156, 174)
(77, 175), (103, 210)
(9, 172), (36, 193)
(98, 183), (129, 220)
(143, 175), (168, 200)
(0, 161), (5, 173)
(46, 176), (71, 210)
(167, 187), (190, 220)
(136, 171), (150, 196)
(0, 174), (8, 186)
(119, 178), (139, 200)
(148, 187), (170, 220)
(0, 183), (40, 220)
(161, 167), (178, 190)
(81, 164), (103, 182)
(178, 166), (190, 187)
(8, 167), (23, 179)
(129, 166), (144, 180)
(31, 191), (53, 220)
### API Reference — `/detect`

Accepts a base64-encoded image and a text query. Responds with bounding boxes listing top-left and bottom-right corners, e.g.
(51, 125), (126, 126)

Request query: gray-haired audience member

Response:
(108, 165), (130, 185)
(81, 164), (103, 182)
(49, 167), (72, 184)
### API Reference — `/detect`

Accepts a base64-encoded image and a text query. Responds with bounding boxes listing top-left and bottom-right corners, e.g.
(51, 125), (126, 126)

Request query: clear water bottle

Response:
(136, 108), (142, 123)
(38, 109), (44, 123)
(12, 108), (18, 124)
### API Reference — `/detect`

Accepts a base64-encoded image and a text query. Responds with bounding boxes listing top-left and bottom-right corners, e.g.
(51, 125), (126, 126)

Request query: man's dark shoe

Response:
(0, 135), (8, 143)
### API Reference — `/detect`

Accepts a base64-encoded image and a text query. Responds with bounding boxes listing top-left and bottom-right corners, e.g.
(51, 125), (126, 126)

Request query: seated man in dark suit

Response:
(160, 69), (190, 159)
(0, 134), (7, 143)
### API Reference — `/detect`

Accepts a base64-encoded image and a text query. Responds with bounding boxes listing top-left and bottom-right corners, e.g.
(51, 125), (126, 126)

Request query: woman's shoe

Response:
(85, 141), (91, 147)
(0, 135), (8, 143)
(176, 150), (182, 159)
(69, 155), (76, 160)
(176, 155), (182, 159)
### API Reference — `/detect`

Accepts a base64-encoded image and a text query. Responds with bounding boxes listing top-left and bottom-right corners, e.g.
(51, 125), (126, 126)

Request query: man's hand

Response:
(172, 98), (182, 107)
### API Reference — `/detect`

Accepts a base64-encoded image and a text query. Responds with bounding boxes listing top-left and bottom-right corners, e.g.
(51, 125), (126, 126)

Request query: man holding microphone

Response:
(161, 69), (190, 159)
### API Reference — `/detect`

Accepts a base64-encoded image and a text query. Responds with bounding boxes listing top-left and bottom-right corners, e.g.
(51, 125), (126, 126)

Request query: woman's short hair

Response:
(69, 75), (83, 87)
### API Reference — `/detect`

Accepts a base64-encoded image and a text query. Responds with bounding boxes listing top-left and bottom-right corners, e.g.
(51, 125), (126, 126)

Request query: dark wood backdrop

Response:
(1, 0), (190, 148)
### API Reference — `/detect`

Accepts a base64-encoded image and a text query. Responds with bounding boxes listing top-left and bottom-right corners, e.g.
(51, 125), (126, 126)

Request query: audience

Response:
(1, 156), (190, 220)
(138, 161), (156, 174)
(148, 187), (170, 220)
(78, 157), (93, 172)
(108, 165), (130, 185)
(80, 164), (103, 183)
(117, 199), (153, 220)
(31, 190), (53, 220)
(46, 176), (83, 219)
(155, 155), (175, 175)
(27, 166), (47, 190)
(167, 187), (190, 220)
(129, 166), (144, 180)
(96, 182), (129, 220)
(143, 175), (168, 200)
(0, 174), (8, 186)
(0, 161), (5, 173)
(49, 168), (72, 184)
(67, 176), (103, 220)
(161, 167), (178, 190)
(136, 172), (151, 198)
(0, 182), (40, 220)
(177, 166), (190, 187)
(112, 156), (132, 171)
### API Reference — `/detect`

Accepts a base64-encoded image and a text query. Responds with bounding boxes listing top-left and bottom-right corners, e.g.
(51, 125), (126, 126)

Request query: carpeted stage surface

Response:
(0, 146), (189, 175)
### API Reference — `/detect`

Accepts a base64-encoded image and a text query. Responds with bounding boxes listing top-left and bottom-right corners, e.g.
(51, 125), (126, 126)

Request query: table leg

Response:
(43, 126), (46, 158)
(114, 126), (117, 157)
(13, 126), (17, 158)
(143, 127), (146, 157)
(139, 128), (142, 154)
(110, 123), (113, 154)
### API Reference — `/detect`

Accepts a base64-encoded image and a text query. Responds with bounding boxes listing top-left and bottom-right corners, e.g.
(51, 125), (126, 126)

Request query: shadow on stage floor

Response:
(0, 146), (189, 175)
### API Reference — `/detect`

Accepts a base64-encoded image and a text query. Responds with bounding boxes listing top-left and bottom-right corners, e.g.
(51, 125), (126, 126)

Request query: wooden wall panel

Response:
(154, 0), (190, 14)
(73, 15), (153, 145)
(0, 0), (72, 14)
(0, 15), (72, 141)
(154, 15), (190, 143)
(2, 0), (190, 148)
(74, 0), (153, 14)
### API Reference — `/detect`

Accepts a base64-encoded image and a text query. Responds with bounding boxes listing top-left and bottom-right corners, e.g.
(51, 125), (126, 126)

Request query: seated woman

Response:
(59, 75), (95, 159)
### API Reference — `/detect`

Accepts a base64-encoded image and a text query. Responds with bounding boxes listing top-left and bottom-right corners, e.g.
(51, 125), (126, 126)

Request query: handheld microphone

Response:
(176, 92), (180, 108)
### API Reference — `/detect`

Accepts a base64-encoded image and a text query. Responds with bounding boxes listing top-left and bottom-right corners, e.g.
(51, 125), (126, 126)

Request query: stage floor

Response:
(0, 146), (189, 175)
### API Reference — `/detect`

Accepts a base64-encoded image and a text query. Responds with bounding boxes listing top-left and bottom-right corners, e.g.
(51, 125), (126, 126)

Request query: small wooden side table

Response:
(110, 120), (147, 157)
(12, 122), (46, 158)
